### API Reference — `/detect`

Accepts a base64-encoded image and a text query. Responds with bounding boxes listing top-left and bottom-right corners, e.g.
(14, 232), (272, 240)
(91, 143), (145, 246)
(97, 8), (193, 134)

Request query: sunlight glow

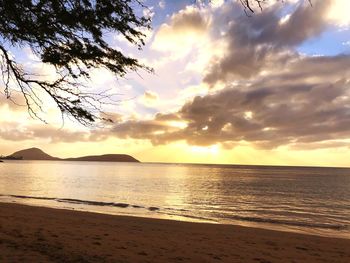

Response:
(244, 111), (253, 120)
(190, 145), (219, 155)
(167, 121), (188, 129)
(327, 0), (350, 26)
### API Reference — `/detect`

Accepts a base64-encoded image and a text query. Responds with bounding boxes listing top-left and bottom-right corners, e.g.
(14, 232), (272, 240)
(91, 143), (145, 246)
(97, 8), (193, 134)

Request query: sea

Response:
(0, 161), (349, 239)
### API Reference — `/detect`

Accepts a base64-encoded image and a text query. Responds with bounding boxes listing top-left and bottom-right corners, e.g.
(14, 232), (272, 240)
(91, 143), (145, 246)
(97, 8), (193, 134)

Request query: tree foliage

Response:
(0, 0), (151, 125)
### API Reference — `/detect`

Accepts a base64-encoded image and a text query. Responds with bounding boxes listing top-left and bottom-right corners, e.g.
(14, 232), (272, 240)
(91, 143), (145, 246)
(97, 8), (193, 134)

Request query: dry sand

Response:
(0, 203), (349, 262)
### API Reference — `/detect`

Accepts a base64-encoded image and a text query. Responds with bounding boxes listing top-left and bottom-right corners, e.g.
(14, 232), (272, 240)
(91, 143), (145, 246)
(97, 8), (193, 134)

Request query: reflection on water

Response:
(1, 161), (350, 238)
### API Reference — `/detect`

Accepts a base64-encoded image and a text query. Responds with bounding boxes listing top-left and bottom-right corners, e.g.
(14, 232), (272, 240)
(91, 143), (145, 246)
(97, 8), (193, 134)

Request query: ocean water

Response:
(0, 161), (349, 238)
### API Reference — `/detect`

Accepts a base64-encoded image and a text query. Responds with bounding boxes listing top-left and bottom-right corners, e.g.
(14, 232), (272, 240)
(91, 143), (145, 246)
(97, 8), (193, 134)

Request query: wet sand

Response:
(0, 203), (349, 262)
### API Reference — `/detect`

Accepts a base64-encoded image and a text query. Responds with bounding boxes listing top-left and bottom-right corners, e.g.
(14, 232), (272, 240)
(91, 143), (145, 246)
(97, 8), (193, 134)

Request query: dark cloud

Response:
(204, 0), (331, 85)
(110, 52), (350, 149)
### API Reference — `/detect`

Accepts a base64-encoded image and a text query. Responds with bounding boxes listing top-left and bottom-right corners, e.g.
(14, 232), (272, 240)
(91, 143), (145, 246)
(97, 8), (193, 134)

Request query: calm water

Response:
(0, 161), (349, 238)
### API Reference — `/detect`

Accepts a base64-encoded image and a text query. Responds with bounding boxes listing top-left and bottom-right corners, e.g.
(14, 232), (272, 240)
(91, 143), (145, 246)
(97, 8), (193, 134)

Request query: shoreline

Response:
(0, 199), (350, 240)
(1, 196), (349, 240)
(1, 202), (350, 262)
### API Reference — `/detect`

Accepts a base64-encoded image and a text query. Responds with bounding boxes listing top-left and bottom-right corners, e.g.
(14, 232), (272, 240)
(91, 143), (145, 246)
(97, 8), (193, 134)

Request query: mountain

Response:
(65, 154), (139, 162)
(11, 148), (60, 160)
(8, 148), (140, 162)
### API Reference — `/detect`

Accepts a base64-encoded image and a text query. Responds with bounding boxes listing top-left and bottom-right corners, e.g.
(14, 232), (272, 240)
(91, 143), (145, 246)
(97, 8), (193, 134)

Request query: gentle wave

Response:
(1, 194), (348, 232)
(224, 214), (348, 230)
(158, 210), (348, 231)
(4, 194), (160, 212)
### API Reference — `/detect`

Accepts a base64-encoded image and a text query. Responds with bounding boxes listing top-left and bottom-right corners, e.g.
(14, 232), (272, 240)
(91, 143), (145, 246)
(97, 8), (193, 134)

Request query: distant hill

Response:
(11, 148), (60, 160)
(8, 148), (140, 163)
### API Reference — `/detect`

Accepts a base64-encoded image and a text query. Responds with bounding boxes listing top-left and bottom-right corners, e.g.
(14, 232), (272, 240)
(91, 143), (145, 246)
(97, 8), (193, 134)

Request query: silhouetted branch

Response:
(0, 44), (118, 126)
(0, 0), (152, 125)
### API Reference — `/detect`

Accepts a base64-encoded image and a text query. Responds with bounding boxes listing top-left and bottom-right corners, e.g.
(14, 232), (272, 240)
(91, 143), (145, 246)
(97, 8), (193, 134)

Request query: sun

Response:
(190, 145), (219, 155)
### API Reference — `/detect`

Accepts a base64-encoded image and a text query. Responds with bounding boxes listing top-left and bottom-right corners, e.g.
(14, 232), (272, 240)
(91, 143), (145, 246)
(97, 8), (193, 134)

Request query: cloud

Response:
(106, 0), (350, 150)
(209, 0), (225, 8)
(0, 93), (26, 112)
(151, 6), (210, 55)
(204, 0), (331, 85)
(326, 0), (350, 26)
(143, 6), (155, 19)
(0, 121), (108, 143)
(2, 0), (350, 154)
(110, 54), (350, 149)
(167, 6), (209, 32)
(159, 0), (165, 9)
(139, 90), (159, 107)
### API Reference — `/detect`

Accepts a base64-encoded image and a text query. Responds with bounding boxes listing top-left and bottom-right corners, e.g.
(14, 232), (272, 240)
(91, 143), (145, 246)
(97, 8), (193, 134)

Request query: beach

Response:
(1, 203), (349, 262)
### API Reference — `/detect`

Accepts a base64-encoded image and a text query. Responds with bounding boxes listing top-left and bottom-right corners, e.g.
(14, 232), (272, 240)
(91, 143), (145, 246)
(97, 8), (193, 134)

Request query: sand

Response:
(0, 203), (349, 262)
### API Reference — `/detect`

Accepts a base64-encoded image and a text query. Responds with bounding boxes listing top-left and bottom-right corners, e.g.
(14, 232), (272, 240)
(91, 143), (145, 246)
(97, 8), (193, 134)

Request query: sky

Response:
(1, 0), (350, 166)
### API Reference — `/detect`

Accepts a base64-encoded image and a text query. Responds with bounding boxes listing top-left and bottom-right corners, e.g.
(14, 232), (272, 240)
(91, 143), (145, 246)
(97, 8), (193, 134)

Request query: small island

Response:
(1, 148), (140, 163)
(0, 155), (23, 160)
